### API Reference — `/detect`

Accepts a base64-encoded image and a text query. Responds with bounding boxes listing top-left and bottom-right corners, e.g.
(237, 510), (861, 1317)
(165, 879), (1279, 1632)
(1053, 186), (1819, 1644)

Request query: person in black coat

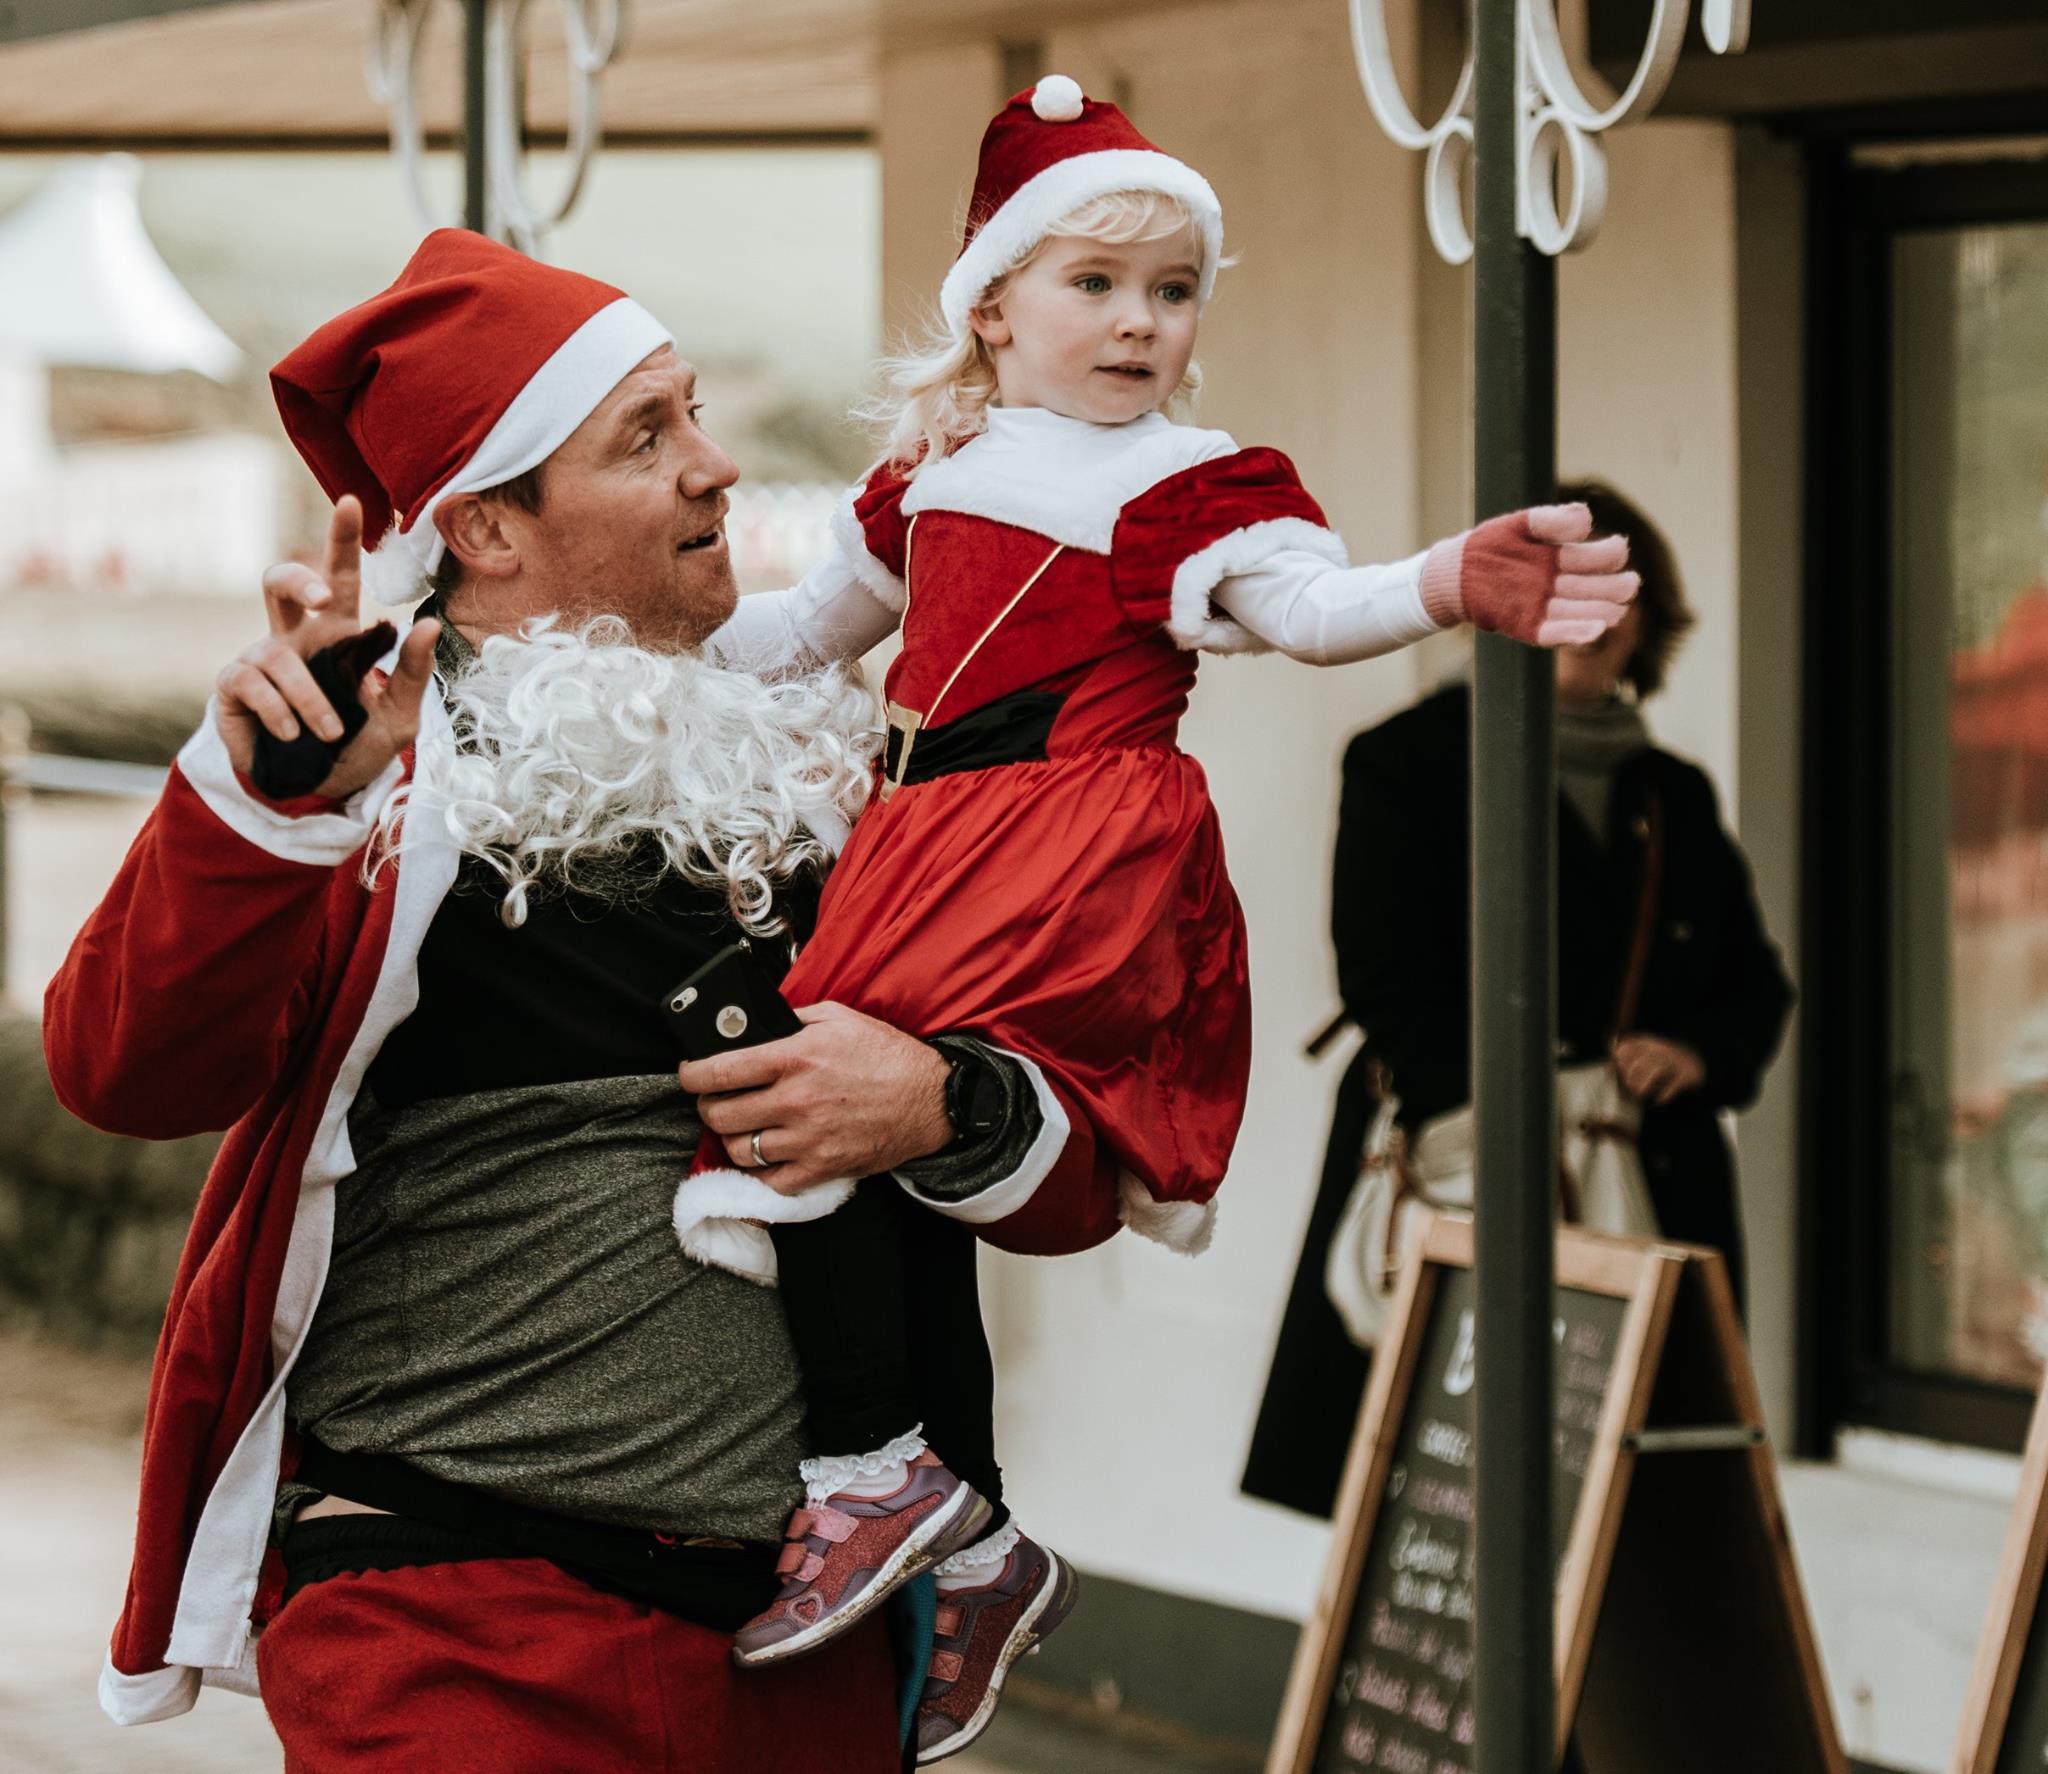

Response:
(1242, 480), (1793, 1520)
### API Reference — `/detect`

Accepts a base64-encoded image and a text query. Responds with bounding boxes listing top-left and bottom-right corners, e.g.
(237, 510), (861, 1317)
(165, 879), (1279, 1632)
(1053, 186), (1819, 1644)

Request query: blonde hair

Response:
(863, 189), (1216, 477)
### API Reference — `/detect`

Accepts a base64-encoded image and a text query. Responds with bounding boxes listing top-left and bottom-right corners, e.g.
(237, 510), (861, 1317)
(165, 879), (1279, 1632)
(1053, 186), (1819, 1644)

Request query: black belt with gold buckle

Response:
(881, 688), (1064, 799)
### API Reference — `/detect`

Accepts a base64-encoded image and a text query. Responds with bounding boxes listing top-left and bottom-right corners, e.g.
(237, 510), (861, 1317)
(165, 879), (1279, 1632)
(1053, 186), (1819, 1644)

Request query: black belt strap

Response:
(887, 688), (1065, 789)
(289, 1436), (779, 1629)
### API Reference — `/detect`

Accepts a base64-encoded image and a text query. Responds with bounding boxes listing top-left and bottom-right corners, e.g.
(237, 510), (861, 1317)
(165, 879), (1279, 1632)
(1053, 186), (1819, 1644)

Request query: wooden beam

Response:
(0, 0), (251, 48)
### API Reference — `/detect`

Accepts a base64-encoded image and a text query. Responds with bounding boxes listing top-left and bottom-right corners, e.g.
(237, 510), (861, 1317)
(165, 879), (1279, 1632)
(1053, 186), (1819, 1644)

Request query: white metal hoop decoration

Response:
(1348, 0), (1752, 263)
(487, 0), (626, 256)
(366, 0), (626, 255)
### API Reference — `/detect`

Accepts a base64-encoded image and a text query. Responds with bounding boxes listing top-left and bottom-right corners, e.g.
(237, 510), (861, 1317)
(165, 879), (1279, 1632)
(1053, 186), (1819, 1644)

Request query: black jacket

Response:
(1241, 685), (1793, 1518)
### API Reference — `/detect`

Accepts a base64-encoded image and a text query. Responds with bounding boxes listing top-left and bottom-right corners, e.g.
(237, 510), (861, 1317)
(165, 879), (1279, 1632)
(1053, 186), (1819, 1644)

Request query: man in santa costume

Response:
(44, 230), (1106, 1771)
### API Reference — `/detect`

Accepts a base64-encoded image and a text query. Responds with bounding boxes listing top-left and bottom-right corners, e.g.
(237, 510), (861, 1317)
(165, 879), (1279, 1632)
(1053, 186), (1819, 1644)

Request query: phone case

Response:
(659, 938), (804, 1061)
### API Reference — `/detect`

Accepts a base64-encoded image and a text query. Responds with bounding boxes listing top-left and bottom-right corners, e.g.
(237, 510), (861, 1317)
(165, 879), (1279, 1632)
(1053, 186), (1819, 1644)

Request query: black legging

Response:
(770, 1181), (1006, 1527)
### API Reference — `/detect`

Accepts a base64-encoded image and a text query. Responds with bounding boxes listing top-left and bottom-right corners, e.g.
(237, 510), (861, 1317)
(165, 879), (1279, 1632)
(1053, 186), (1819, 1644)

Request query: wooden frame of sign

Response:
(1952, 1388), (2048, 1772)
(1266, 1214), (1845, 1774)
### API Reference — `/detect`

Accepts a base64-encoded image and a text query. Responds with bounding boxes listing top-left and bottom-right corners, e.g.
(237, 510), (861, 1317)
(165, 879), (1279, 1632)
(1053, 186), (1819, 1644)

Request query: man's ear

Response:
(966, 301), (1012, 349)
(435, 493), (522, 580)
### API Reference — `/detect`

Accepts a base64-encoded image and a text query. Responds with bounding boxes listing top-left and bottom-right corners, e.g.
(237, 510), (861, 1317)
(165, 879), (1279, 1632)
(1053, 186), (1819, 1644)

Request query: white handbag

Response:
(1323, 798), (1666, 1350)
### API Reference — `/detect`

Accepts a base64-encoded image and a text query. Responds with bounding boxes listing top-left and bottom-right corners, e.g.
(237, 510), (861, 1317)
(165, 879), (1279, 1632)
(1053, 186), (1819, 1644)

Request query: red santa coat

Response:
(42, 688), (1104, 1724)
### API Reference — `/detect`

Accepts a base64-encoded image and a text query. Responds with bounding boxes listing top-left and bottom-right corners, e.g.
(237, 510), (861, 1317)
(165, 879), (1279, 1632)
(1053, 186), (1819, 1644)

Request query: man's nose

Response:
(678, 431), (739, 499)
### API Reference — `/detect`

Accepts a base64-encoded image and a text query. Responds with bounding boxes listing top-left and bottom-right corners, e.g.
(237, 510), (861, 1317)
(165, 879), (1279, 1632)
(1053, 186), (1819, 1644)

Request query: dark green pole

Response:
(1471, 0), (1558, 1770)
(463, 0), (488, 234)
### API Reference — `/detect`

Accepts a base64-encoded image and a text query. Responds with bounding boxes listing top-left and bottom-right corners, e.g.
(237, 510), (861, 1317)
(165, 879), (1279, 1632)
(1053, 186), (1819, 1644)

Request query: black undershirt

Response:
(366, 842), (818, 1110)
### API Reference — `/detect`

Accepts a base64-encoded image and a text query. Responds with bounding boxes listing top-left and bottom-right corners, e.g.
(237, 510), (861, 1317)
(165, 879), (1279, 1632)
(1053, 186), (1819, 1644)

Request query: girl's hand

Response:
(1613, 1033), (1706, 1107)
(1422, 502), (1640, 648)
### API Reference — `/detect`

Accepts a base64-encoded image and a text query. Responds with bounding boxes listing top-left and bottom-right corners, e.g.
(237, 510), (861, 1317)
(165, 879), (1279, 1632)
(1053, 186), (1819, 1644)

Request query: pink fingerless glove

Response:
(1419, 502), (1640, 648)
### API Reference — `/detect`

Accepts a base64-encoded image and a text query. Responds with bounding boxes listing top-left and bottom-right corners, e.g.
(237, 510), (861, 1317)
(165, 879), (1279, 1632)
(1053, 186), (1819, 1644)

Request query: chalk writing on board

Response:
(1310, 1267), (1628, 1774)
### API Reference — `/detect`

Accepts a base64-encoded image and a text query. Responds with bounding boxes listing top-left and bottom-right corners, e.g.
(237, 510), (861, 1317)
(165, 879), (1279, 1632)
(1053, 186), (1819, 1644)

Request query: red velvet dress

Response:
(769, 442), (1341, 1234)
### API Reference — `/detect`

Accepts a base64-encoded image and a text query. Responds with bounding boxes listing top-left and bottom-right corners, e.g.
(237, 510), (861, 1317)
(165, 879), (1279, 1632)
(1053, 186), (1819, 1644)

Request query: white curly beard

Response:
(374, 614), (881, 933)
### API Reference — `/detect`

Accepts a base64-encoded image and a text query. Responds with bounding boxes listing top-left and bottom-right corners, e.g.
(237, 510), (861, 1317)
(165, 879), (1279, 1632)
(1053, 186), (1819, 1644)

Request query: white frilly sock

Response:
(799, 1425), (927, 1503)
(935, 1518), (1023, 1590)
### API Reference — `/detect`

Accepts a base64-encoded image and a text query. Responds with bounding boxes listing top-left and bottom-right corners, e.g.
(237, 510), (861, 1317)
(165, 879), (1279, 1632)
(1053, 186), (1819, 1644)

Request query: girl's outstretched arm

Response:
(1210, 503), (1639, 665)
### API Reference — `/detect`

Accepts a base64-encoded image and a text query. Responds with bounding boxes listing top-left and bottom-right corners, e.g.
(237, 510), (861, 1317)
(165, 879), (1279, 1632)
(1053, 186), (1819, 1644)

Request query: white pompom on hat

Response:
(938, 76), (1223, 334)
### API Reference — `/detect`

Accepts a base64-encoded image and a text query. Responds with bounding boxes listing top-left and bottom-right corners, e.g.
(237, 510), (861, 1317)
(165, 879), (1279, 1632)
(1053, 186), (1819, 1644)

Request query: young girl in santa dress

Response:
(684, 75), (1635, 1759)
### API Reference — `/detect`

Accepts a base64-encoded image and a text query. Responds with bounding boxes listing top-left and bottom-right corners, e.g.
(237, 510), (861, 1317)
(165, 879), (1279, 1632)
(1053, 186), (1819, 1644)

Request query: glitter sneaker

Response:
(731, 1451), (993, 1668)
(914, 1533), (1079, 1764)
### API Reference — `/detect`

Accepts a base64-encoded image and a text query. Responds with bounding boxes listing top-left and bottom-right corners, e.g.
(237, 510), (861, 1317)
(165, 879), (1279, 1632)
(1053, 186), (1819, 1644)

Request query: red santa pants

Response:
(255, 1555), (900, 1772)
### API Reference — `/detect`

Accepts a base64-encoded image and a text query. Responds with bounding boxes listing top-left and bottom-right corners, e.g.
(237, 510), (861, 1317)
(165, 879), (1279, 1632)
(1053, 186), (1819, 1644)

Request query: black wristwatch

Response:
(937, 1040), (1006, 1146)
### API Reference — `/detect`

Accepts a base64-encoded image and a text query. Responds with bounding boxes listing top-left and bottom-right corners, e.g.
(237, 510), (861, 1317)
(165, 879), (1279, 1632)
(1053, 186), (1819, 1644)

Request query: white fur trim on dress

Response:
(940, 148), (1224, 334)
(901, 408), (1237, 556)
(672, 1167), (857, 1286)
(801, 1425), (929, 1498)
(1166, 516), (1349, 656)
(364, 296), (675, 605)
(828, 488), (907, 612)
(1117, 1169), (1216, 1255)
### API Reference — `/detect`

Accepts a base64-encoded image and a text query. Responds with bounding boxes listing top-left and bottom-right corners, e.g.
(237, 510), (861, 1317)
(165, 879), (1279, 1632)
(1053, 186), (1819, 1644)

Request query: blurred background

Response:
(3, 4), (2048, 1773)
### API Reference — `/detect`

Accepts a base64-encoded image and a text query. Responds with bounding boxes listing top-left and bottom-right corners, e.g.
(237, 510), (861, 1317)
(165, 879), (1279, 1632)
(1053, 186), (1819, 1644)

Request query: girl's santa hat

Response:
(940, 75), (1224, 333)
(271, 228), (672, 605)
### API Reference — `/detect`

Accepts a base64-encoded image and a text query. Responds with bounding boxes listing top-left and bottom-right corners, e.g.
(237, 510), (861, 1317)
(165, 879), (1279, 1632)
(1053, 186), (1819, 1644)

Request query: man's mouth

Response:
(677, 527), (725, 554)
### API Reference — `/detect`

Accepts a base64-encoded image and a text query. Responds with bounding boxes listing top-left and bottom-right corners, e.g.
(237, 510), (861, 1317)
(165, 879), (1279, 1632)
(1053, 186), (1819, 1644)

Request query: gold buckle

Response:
(881, 702), (923, 801)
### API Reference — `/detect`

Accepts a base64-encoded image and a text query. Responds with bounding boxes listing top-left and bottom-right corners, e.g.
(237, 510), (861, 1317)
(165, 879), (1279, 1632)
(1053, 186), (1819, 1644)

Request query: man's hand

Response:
(218, 497), (439, 801)
(679, 1001), (954, 1196)
(1613, 1033), (1706, 1107)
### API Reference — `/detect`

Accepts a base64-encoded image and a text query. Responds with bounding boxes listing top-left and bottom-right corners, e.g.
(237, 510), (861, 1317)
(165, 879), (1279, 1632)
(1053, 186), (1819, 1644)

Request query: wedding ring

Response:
(749, 1129), (767, 1168)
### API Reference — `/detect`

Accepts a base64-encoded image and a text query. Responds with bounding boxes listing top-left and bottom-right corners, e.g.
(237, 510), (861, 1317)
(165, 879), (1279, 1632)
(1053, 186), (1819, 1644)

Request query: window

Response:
(1807, 145), (2048, 1455)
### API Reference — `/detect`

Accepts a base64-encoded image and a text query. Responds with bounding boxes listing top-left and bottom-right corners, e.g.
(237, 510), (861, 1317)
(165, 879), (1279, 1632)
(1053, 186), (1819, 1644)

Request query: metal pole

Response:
(463, 0), (488, 233)
(1471, 0), (1558, 1770)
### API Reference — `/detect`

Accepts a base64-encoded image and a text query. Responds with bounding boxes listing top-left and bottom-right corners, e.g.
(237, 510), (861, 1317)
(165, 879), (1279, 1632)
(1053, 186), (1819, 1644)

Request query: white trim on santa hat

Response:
(938, 148), (1224, 336)
(362, 295), (674, 606)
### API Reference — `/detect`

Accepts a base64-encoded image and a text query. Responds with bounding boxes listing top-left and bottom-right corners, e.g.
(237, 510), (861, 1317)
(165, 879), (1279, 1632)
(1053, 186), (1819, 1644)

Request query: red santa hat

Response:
(271, 228), (673, 605)
(939, 74), (1224, 335)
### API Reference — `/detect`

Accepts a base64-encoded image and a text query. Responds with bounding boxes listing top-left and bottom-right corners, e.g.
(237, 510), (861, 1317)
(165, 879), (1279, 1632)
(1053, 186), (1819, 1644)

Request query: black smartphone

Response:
(658, 938), (804, 1062)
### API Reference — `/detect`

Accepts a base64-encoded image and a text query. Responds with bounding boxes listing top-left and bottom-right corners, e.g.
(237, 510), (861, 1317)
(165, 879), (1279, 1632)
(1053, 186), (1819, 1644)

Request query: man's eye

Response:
(1076, 274), (1111, 294)
(635, 429), (661, 453)
(687, 403), (706, 424)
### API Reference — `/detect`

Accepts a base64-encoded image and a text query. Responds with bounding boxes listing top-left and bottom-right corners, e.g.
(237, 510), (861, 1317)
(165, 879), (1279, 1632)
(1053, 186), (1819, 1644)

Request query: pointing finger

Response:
(322, 497), (364, 622)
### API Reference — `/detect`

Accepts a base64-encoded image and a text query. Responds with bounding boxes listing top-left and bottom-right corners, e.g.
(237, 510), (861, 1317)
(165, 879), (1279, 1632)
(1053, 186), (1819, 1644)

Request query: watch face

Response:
(947, 1050), (1004, 1138)
(964, 1064), (1004, 1134)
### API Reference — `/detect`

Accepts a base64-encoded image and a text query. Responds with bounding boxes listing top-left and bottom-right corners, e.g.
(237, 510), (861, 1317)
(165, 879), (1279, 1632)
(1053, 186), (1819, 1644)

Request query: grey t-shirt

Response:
(288, 1074), (807, 1542)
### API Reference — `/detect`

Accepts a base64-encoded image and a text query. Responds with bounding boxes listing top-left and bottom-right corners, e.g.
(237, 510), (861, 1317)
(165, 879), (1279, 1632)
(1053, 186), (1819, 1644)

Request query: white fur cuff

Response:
(1117, 1170), (1216, 1255)
(1167, 517), (1348, 655)
(672, 1168), (857, 1285)
(829, 493), (907, 612)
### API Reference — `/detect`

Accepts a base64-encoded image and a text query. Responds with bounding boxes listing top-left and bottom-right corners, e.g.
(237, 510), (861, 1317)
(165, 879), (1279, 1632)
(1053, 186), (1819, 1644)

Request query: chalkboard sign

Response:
(1268, 1215), (1845, 1774)
(1953, 1389), (2048, 1773)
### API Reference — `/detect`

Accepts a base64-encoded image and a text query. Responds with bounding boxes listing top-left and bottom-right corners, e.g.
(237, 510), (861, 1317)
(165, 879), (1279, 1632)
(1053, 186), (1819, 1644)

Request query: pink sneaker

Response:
(914, 1534), (1079, 1764)
(731, 1451), (992, 1668)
